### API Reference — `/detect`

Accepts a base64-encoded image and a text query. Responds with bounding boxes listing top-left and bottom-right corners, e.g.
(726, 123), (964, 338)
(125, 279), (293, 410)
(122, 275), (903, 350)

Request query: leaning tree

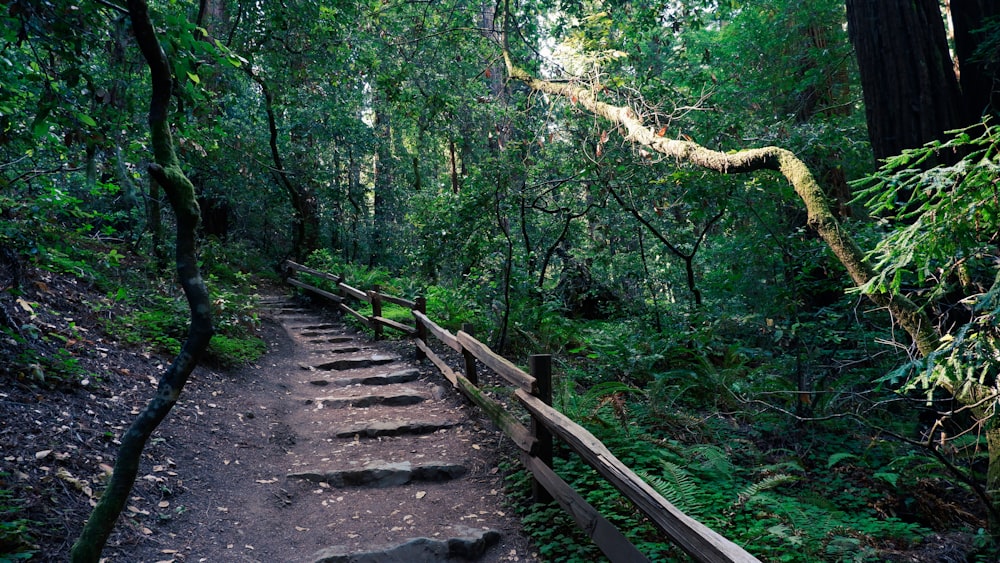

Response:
(70, 0), (213, 560)
(500, 7), (1000, 533)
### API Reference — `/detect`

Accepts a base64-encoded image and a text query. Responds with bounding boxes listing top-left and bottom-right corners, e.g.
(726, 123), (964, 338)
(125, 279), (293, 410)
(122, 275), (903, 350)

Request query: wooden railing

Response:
(283, 260), (760, 563)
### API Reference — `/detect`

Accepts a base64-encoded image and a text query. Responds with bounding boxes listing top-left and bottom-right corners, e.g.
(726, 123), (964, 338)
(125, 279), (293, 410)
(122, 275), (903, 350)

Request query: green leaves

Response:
(853, 119), (1000, 296)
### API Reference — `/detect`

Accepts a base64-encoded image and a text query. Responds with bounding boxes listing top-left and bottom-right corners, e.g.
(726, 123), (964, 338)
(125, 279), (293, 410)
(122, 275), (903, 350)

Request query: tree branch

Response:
(502, 51), (942, 357)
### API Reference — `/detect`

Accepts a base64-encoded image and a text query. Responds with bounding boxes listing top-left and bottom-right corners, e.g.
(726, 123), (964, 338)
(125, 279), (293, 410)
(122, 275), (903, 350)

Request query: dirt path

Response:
(125, 293), (539, 562)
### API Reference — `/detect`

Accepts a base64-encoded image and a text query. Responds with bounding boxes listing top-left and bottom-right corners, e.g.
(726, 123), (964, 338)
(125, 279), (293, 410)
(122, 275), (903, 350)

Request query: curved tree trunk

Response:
(503, 51), (939, 356)
(503, 49), (1000, 535)
(70, 1), (214, 560)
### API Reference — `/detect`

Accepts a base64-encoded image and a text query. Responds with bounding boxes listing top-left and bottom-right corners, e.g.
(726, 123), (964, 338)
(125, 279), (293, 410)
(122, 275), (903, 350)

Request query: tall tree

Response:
(847, 0), (1000, 159)
(951, 0), (1000, 121)
(71, 0), (213, 559)
(846, 0), (964, 160)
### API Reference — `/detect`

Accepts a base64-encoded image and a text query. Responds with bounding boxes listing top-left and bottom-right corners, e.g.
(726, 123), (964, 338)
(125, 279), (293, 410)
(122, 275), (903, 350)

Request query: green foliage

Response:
(106, 271), (264, 368)
(855, 121), (1000, 297)
(422, 285), (482, 332)
(0, 483), (37, 560)
(854, 121), (1000, 403)
(206, 334), (266, 369)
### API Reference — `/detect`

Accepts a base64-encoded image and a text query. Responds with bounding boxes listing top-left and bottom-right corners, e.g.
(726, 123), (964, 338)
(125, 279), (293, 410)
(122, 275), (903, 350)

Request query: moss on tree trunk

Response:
(70, 1), (213, 560)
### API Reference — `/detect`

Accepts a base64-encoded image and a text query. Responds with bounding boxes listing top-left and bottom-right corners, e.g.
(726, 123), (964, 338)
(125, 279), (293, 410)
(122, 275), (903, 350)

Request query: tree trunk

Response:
(371, 105), (393, 267)
(846, 0), (965, 160)
(247, 69), (319, 262)
(950, 0), (1000, 121)
(71, 1), (213, 560)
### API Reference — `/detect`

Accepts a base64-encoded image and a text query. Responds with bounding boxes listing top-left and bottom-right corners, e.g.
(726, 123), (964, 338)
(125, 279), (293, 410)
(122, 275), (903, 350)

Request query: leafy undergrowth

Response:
(496, 313), (997, 562)
(297, 259), (996, 562)
(505, 411), (989, 562)
(0, 231), (269, 560)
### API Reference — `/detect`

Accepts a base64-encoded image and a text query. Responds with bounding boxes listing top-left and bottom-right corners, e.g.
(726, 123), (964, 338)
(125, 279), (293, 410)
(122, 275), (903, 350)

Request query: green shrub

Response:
(206, 334), (266, 368)
(0, 485), (36, 560)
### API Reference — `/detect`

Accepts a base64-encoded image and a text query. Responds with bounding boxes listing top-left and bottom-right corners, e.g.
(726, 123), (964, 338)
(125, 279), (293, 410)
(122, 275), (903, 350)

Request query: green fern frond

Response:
(638, 459), (705, 517)
(734, 474), (798, 508)
(689, 444), (734, 479)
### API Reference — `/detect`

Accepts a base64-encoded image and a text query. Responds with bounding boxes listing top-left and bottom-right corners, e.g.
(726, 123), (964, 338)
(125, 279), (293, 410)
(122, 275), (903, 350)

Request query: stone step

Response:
(299, 332), (354, 340)
(294, 323), (342, 331)
(288, 460), (467, 488)
(311, 527), (500, 563)
(314, 338), (358, 345)
(311, 355), (399, 371)
(302, 345), (361, 354)
(330, 419), (458, 439)
(305, 390), (426, 409)
(307, 368), (421, 387)
(279, 307), (311, 313)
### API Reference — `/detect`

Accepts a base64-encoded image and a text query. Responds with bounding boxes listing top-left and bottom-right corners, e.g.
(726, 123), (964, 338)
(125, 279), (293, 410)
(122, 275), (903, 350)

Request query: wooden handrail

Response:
(516, 389), (759, 563)
(455, 331), (537, 393)
(412, 310), (460, 352)
(283, 260), (343, 285)
(338, 281), (368, 301)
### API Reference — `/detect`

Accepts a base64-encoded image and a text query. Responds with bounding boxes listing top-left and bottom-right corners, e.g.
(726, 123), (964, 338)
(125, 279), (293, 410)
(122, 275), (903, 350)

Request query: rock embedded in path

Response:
(331, 419), (458, 438)
(310, 526), (501, 563)
(307, 368), (421, 388)
(312, 354), (399, 371)
(287, 460), (467, 488)
(305, 390), (426, 409)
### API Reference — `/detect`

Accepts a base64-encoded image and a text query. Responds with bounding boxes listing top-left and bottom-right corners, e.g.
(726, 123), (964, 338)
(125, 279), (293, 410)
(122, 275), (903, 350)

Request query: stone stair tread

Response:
(288, 459), (467, 488)
(312, 526), (500, 563)
(298, 345), (363, 354)
(305, 390), (427, 409)
(283, 426), (482, 471)
(311, 527), (500, 563)
(297, 331), (355, 340)
(309, 355), (400, 371)
(306, 385), (427, 400)
(307, 368), (421, 387)
(330, 419), (460, 438)
(292, 324), (343, 330)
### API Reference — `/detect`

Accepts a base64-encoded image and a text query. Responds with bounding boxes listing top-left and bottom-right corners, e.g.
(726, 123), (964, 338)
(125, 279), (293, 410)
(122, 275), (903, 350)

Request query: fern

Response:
(639, 459), (705, 517)
(734, 474), (799, 508)
(689, 444), (734, 481)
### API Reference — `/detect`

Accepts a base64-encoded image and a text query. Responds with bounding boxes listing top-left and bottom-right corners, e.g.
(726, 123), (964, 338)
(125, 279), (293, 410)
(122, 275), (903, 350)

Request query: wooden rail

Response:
(283, 261), (760, 563)
(283, 260), (418, 338)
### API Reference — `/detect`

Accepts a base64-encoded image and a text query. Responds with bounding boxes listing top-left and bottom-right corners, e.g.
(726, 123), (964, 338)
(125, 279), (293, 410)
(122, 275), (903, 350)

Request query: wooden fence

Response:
(283, 260), (760, 563)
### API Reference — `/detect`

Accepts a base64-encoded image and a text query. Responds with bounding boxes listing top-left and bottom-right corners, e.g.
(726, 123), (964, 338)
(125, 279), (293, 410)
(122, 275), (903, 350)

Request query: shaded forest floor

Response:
(0, 266), (536, 562)
(0, 261), (991, 562)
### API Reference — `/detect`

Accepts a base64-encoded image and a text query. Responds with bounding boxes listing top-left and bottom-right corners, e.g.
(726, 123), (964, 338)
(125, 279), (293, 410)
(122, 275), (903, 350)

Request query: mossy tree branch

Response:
(504, 46), (1000, 537)
(502, 53), (945, 367)
(70, 1), (214, 560)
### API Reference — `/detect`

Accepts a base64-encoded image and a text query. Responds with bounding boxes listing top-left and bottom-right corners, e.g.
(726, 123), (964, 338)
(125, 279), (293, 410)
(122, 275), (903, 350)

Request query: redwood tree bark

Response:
(70, 1), (214, 560)
(951, 0), (1000, 121)
(846, 0), (965, 160)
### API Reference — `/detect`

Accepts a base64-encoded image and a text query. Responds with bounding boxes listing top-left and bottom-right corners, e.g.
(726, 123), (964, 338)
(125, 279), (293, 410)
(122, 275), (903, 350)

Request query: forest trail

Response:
(126, 293), (537, 563)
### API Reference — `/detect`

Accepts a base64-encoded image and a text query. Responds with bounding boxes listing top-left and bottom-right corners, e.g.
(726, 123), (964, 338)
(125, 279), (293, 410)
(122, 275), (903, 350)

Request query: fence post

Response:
(529, 354), (553, 504)
(461, 322), (477, 385)
(370, 284), (383, 340)
(414, 296), (427, 360)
